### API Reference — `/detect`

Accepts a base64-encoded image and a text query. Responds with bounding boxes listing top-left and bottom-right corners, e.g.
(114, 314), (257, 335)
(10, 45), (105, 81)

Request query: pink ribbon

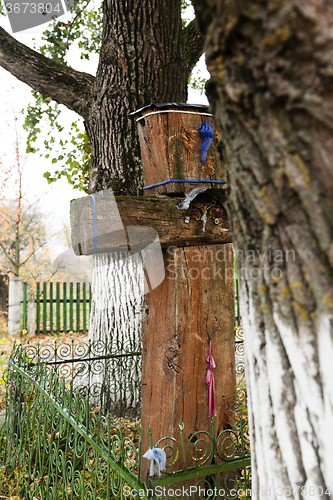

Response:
(206, 341), (217, 417)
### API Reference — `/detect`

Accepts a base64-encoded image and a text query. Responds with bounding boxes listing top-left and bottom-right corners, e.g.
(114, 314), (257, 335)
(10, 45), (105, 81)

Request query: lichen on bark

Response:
(192, 0), (333, 493)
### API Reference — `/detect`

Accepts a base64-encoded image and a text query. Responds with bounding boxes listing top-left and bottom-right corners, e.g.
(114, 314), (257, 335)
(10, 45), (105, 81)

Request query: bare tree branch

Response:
(0, 27), (95, 119)
(19, 240), (47, 268)
(0, 212), (14, 225)
(0, 243), (16, 267)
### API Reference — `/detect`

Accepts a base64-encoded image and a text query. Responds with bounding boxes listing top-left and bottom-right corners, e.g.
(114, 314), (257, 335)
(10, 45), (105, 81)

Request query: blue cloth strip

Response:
(90, 194), (97, 255)
(198, 122), (214, 164)
(143, 180), (227, 190)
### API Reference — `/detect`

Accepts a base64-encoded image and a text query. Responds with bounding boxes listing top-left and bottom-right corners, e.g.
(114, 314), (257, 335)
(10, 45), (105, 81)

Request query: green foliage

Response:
(42, 122), (91, 192)
(181, 0), (193, 28)
(38, 0), (102, 64)
(23, 91), (90, 192)
(188, 73), (206, 95)
(20, 0), (101, 192)
(0, 461), (28, 499)
(23, 91), (62, 155)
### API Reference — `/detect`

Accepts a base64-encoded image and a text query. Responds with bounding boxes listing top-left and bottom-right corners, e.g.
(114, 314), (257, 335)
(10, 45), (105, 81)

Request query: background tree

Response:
(192, 0), (333, 494)
(0, 112), (49, 279)
(0, 111), (74, 282)
(0, 198), (47, 278)
(0, 0), (206, 349)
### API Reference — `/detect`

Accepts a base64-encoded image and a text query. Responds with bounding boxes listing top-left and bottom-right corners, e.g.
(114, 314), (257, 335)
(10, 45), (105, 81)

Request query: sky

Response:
(0, 5), (210, 260)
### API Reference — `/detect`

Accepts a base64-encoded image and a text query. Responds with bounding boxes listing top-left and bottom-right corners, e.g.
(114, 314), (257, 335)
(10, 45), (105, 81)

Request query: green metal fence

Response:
(21, 282), (92, 335)
(1, 338), (250, 499)
(234, 277), (245, 404)
(21, 277), (241, 336)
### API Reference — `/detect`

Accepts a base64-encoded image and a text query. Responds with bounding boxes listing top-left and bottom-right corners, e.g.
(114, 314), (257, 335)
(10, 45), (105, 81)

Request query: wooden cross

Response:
(70, 103), (236, 485)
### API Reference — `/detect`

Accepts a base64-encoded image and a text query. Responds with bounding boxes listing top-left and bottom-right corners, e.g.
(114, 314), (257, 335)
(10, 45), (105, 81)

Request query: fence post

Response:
(27, 282), (36, 336)
(43, 282), (47, 335)
(63, 283), (67, 333)
(50, 282), (53, 335)
(83, 282), (87, 332)
(8, 276), (22, 338)
(56, 282), (60, 334)
(76, 282), (80, 332)
(69, 282), (74, 332)
(22, 282), (27, 331)
(36, 282), (40, 335)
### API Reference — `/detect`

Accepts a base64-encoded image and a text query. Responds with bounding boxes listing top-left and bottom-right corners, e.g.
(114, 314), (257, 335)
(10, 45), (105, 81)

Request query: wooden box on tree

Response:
(130, 103), (226, 196)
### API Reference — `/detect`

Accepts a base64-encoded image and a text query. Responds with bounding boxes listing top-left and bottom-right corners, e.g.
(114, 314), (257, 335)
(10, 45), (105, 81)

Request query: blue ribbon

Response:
(90, 194), (97, 255)
(198, 122), (214, 164)
(143, 179), (227, 190)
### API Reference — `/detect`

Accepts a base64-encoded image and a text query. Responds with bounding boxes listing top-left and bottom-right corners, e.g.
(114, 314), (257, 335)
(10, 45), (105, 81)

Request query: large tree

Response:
(192, 0), (333, 495)
(0, 1), (204, 195)
(0, 0), (204, 349)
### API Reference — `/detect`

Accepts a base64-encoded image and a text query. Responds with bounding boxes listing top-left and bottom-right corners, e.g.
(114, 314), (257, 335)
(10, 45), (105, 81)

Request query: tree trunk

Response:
(89, 252), (144, 346)
(86, 0), (189, 195)
(193, 0), (333, 495)
(0, 1), (204, 195)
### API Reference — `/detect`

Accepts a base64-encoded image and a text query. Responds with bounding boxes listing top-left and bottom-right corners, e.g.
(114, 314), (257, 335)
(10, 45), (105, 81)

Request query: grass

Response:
(0, 426), (28, 499)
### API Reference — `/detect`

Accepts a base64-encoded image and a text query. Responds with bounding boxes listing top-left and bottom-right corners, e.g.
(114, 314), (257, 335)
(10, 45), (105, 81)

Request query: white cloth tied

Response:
(143, 447), (166, 476)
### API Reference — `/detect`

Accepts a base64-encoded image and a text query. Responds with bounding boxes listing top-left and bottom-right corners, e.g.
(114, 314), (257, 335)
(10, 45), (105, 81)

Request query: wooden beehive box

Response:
(130, 103), (226, 196)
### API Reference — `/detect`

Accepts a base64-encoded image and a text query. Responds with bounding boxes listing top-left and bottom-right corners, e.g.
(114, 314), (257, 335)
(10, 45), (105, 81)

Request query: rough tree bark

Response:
(0, 1), (203, 195)
(193, 0), (333, 496)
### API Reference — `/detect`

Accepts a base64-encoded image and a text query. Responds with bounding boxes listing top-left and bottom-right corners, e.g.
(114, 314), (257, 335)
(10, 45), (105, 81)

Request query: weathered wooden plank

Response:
(70, 192), (232, 255)
(140, 244), (236, 483)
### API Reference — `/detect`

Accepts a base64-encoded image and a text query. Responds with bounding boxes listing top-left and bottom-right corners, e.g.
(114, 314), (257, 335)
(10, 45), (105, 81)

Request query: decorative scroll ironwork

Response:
(1, 336), (251, 499)
(235, 324), (246, 407)
(11, 338), (142, 419)
(2, 346), (145, 500)
(148, 416), (251, 499)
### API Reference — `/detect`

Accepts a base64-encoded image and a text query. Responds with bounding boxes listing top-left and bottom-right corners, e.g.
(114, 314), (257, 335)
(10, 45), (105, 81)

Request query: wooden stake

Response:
(141, 244), (235, 482)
